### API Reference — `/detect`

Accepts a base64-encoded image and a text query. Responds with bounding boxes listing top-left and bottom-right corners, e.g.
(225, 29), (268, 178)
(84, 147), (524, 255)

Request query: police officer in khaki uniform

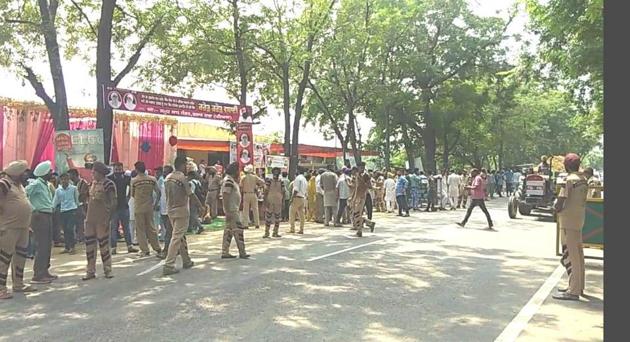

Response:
(553, 153), (588, 301)
(263, 167), (285, 238)
(374, 173), (385, 212)
(131, 161), (162, 257)
(205, 166), (222, 221)
(240, 164), (264, 229)
(163, 156), (201, 276)
(351, 162), (376, 237)
(83, 162), (116, 280)
(0, 161), (37, 299)
(222, 162), (249, 259)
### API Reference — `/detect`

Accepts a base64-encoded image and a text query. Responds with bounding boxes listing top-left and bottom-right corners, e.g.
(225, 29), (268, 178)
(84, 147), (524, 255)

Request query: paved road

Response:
(0, 198), (603, 341)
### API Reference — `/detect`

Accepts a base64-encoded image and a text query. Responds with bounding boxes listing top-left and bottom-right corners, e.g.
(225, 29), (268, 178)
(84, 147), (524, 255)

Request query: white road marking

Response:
(494, 265), (566, 342)
(136, 261), (165, 276)
(307, 239), (387, 261)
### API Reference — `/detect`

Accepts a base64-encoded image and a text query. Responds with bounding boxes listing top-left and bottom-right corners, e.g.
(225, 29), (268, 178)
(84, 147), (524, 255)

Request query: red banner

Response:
(103, 86), (251, 122)
(236, 123), (254, 171)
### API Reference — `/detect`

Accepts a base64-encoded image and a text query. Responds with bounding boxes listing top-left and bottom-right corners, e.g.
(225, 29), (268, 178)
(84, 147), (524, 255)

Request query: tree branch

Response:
(21, 64), (56, 113)
(49, 0), (59, 22)
(308, 79), (345, 143)
(115, 4), (139, 22)
(70, 0), (97, 37)
(3, 18), (39, 26)
(112, 17), (163, 86)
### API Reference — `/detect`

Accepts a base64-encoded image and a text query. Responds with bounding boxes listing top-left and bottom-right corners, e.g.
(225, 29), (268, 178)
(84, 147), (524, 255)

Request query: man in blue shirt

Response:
(504, 168), (514, 196)
(395, 169), (410, 217)
(53, 173), (79, 254)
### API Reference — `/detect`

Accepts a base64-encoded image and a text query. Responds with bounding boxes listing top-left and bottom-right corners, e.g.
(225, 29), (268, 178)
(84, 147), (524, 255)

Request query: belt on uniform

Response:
(243, 192), (255, 194)
(33, 211), (52, 215)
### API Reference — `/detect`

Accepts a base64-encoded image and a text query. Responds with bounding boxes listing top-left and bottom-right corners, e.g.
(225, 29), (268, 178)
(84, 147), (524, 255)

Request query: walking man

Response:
(289, 168), (308, 234)
(457, 170), (469, 209)
(425, 171), (437, 212)
(334, 169), (351, 226)
(240, 165), (264, 229)
(52, 173), (79, 254)
(457, 168), (494, 230)
(157, 165), (173, 260)
(25, 160), (58, 284)
(221, 162), (249, 259)
(395, 169), (410, 217)
(374, 172), (386, 212)
(447, 170), (461, 210)
(553, 153), (588, 301)
(131, 161), (162, 257)
(108, 162), (138, 255)
(320, 165), (338, 226)
(82, 162), (116, 280)
(314, 169), (325, 223)
(204, 166), (221, 222)
(263, 167), (285, 238)
(0, 160), (37, 299)
(163, 156), (199, 275)
(351, 162), (376, 237)
(383, 172), (397, 213)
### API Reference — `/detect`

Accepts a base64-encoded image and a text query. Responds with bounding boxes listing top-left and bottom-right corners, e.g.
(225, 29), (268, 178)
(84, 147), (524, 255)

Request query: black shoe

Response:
(262, 234), (270, 238)
(369, 222), (376, 232)
(255, 226), (260, 230)
(162, 267), (180, 276)
(272, 233), (281, 238)
(239, 254), (250, 259)
(127, 246), (139, 253)
(196, 227), (205, 234)
(221, 254), (237, 259)
(104, 272), (114, 279)
(183, 261), (195, 269)
(355, 231), (363, 237)
(456, 222), (465, 228)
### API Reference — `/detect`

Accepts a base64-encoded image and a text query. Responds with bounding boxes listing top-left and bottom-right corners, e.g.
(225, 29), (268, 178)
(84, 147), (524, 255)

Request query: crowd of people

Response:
(0, 153), (599, 301)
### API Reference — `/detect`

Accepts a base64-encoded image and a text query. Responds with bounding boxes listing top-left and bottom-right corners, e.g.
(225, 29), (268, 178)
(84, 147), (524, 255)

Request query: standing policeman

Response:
(0, 161), (36, 299)
(240, 165), (265, 229)
(82, 162), (116, 280)
(553, 153), (588, 301)
(263, 167), (285, 238)
(222, 162), (249, 259)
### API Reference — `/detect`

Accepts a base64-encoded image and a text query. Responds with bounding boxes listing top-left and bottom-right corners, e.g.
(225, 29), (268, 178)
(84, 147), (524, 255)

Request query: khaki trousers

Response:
(164, 216), (191, 268)
(85, 222), (112, 275)
(205, 190), (219, 219)
(289, 197), (305, 233)
(0, 228), (29, 292)
(560, 228), (585, 296)
(135, 211), (161, 254)
(242, 193), (260, 227)
(222, 211), (246, 256)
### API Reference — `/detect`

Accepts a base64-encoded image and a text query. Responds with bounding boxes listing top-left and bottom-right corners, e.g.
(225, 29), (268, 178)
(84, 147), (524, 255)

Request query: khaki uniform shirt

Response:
(222, 175), (241, 213)
(558, 172), (588, 231)
(131, 173), (159, 214)
(240, 174), (264, 194)
(0, 177), (32, 230)
(165, 171), (192, 219)
(207, 174), (222, 192)
(86, 178), (117, 224)
(265, 177), (285, 202)
(353, 172), (372, 200)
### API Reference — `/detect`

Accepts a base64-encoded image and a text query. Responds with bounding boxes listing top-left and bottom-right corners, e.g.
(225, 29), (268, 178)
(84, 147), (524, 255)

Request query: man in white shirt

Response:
(289, 168), (308, 234)
(447, 170), (461, 210)
(512, 169), (522, 194)
(334, 169), (351, 226)
(383, 173), (397, 213)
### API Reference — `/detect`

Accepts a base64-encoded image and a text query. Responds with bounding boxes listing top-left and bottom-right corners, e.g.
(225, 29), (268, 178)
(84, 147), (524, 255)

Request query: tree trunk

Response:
(384, 109), (390, 171)
(38, 0), (69, 130)
(95, 0), (116, 163)
(288, 33), (315, 179)
(442, 128), (449, 172)
(282, 64), (291, 157)
(422, 98), (437, 172)
(401, 124), (415, 170)
(232, 0), (247, 107)
(348, 110), (361, 164)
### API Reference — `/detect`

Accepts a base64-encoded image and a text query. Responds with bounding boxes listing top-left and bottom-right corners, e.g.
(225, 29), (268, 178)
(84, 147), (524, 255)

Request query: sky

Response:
(0, 0), (531, 148)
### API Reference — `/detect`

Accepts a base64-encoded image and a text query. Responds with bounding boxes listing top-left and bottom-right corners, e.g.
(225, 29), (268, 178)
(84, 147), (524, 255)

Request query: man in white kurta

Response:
(447, 170), (461, 210)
